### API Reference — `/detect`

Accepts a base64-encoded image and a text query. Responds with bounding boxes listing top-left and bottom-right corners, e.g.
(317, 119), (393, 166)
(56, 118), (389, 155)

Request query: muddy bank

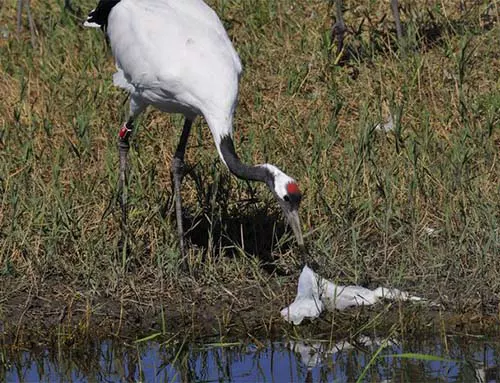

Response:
(2, 274), (500, 350)
(1, 274), (294, 346)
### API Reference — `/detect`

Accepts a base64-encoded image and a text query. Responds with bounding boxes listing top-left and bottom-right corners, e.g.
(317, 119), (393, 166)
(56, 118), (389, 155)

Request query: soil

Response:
(2, 272), (500, 352)
(1, 274), (295, 347)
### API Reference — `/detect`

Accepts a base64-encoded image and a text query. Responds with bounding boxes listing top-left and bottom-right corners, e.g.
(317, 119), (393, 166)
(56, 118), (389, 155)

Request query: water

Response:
(3, 334), (499, 382)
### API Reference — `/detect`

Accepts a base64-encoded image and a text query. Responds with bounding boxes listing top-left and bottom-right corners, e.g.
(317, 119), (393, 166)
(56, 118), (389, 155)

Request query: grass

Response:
(0, 0), (498, 339)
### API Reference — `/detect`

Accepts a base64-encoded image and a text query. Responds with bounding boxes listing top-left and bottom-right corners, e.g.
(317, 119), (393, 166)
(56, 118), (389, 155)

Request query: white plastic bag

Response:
(281, 266), (424, 325)
(280, 266), (324, 325)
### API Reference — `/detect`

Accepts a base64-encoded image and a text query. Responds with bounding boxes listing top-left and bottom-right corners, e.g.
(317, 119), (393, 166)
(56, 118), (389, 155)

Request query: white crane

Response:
(84, 0), (304, 257)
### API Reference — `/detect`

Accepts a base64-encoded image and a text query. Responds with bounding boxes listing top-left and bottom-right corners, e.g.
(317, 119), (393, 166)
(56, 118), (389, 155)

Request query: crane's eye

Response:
(284, 195), (290, 202)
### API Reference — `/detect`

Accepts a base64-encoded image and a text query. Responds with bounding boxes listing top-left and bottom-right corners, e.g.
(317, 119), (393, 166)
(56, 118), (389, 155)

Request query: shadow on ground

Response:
(182, 199), (293, 275)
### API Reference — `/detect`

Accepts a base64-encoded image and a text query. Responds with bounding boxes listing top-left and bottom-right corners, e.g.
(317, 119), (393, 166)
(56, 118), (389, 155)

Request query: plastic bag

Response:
(281, 266), (424, 325)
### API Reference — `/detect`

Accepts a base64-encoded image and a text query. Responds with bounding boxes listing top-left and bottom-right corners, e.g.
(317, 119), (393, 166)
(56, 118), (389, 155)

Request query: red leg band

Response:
(119, 123), (132, 140)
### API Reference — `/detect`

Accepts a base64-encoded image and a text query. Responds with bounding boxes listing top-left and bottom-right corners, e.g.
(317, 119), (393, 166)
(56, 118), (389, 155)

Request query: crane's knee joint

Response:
(172, 157), (185, 177)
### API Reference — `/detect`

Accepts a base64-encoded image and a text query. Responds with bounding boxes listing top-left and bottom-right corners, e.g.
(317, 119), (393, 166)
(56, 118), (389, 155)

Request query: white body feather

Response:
(106, 0), (242, 148)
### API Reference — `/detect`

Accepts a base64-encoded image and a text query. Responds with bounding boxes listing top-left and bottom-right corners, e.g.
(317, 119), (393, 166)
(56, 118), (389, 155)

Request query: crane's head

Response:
(262, 165), (304, 247)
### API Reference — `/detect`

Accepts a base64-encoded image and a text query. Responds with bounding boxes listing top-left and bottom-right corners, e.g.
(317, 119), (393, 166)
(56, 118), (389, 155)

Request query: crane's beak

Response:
(283, 208), (304, 246)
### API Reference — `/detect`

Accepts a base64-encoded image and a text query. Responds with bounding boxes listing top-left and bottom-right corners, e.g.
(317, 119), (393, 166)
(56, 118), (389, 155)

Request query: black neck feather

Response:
(219, 135), (272, 185)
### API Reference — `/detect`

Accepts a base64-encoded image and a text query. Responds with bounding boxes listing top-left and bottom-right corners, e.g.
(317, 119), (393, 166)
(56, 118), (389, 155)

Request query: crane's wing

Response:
(106, 0), (242, 117)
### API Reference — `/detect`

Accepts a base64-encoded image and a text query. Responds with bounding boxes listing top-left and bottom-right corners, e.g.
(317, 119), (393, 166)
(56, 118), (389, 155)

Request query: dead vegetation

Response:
(0, 0), (498, 344)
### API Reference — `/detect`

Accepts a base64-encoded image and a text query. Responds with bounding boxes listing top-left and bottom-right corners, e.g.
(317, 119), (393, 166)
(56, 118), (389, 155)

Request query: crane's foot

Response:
(331, 22), (346, 48)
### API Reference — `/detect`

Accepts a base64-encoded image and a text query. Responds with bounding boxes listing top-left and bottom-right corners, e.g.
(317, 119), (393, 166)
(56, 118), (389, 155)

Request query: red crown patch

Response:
(286, 182), (300, 195)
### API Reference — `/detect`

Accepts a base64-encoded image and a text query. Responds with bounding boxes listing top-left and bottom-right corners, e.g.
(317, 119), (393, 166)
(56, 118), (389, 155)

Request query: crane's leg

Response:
(391, 0), (403, 42)
(118, 96), (145, 230)
(118, 118), (134, 229)
(331, 0), (346, 60)
(16, 0), (23, 33)
(172, 118), (193, 261)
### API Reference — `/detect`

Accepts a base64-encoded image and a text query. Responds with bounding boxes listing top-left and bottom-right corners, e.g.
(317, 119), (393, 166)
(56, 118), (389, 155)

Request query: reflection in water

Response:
(2, 335), (499, 382)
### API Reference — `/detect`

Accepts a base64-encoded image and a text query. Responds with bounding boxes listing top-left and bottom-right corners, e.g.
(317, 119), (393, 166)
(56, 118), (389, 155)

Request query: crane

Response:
(84, 0), (304, 258)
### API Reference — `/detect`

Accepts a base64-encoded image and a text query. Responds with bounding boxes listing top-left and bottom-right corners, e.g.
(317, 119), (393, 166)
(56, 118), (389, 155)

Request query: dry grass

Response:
(0, 0), (498, 338)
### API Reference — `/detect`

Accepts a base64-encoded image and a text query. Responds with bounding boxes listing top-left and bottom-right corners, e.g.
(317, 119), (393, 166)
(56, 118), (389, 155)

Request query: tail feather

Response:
(83, 0), (121, 30)
(83, 9), (101, 28)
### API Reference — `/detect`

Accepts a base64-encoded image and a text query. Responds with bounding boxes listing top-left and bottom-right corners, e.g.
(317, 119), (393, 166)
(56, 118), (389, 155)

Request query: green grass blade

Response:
(134, 332), (162, 344)
(382, 353), (462, 363)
